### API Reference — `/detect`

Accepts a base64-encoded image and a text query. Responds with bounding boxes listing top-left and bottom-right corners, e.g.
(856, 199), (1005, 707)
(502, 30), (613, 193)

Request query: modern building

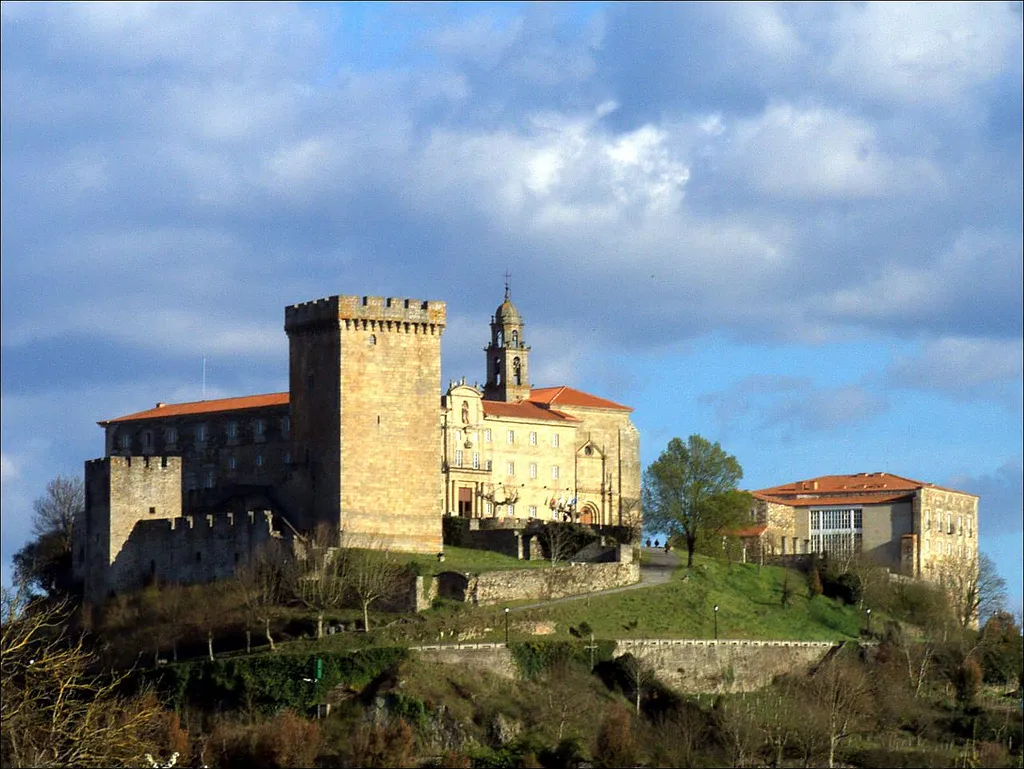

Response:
(750, 472), (979, 579)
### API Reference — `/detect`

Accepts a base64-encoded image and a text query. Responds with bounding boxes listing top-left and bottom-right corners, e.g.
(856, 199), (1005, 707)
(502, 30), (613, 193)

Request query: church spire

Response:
(484, 280), (530, 402)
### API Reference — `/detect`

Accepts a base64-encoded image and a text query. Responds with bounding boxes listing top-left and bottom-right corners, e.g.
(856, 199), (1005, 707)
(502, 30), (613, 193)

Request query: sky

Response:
(2, 2), (1021, 613)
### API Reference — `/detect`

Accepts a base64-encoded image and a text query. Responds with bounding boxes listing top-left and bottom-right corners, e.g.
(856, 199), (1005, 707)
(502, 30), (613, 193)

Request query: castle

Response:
(73, 289), (641, 602)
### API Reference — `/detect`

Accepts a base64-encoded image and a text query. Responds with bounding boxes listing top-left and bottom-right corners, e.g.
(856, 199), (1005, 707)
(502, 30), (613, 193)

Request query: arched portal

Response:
(579, 503), (599, 525)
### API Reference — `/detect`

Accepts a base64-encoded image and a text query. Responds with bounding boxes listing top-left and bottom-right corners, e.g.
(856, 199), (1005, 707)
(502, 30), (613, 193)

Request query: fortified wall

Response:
(413, 639), (838, 694)
(77, 455), (288, 601)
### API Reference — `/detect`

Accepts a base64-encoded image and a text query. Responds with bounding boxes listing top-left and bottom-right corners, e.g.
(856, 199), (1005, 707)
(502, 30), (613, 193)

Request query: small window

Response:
(455, 450), (463, 468)
(228, 455), (237, 471)
(255, 454), (264, 470)
(529, 431), (537, 446)
(227, 422), (238, 439)
(255, 419), (265, 436)
(119, 433), (132, 449)
(529, 463), (537, 479)
(142, 431), (153, 448)
(197, 424), (207, 442)
(529, 505), (537, 518)
(368, 334), (377, 346)
(485, 501), (493, 515)
(166, 427), (177, 444)
(472, 452), (480, 469)
(283, 451), (291, 465)
(551, 434), (559, 448)
(484, 429), (492, 443)
(204, 470), (215, 489)
(485, 459), (493, 471)
(507, 430), (515, 445)
(507, 504), (515, 517)
(507, 461), (515, 476)
(281, 416), (290, 435)
(552, 465), (560, 480)
(584, 445), (593, 456)
(149, 506), (156, 515)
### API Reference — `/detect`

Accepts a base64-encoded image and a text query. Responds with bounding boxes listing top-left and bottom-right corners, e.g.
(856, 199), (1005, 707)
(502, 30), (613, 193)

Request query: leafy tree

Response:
(978, 611), (1024, 688)
(643, 436), (748, 568)
(12, 475), (84, 598)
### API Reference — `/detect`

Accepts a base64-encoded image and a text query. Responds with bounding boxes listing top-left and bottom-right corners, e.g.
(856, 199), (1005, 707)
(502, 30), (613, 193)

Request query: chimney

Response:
(155, 402), (166, 409)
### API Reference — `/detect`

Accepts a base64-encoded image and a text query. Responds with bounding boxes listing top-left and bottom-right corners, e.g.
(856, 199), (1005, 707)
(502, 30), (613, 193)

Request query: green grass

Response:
(401, 545), (553, 576)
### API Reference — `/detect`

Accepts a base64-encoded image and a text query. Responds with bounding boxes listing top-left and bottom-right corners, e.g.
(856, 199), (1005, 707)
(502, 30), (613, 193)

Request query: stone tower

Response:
(483, 282), (531, 402)
(284, 295), (446, 552)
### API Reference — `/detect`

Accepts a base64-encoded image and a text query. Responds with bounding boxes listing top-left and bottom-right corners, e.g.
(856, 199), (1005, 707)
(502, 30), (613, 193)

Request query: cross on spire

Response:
(504, 271), (512, 301)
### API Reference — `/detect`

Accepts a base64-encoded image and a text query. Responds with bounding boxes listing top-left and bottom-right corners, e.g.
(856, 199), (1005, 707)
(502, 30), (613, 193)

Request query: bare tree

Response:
(289, 524), (348, 639)
(540, 522), (580, 566)
(805, 657), (872, 769)
(1, 581), (166, 767)
(236, 539), (287, 652)
(938, 551), (1007, 629)
(617, 652), (657, 715)
(346, 540), (406, 632)
(13, 475), (85, 598)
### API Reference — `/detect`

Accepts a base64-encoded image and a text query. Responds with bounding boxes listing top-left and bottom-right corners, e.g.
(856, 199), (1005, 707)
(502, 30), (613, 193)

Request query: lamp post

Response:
(865, 608), (872, 637)
(713, 604), (719, 642)
(504, 607), (510, 646)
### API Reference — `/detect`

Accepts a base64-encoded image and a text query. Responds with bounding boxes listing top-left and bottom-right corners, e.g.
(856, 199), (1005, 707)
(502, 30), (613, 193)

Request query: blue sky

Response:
(2, 2), (1021, 613)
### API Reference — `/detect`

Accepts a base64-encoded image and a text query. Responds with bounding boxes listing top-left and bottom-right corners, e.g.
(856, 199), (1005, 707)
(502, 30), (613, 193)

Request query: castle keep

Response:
(75, 290), (642, 602)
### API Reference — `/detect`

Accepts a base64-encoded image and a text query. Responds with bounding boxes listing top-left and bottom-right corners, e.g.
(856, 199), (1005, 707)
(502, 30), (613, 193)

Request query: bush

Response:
(509, 640), (614, 680)
(953, 658), (982, 708)
(593, 704), (636, 768)
(348, 719), (417, 769)
(209, 710), (321, 769)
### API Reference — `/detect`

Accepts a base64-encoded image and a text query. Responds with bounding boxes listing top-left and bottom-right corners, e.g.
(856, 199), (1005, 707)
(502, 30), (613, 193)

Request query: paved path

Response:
(511, 547), (682, 612)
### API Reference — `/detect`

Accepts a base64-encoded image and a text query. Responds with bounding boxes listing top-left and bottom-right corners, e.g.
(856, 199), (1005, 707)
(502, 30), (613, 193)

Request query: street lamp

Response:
(865, 608), (872, 637)
(504, 607), (510, 646)
(713, 604), (719, 642)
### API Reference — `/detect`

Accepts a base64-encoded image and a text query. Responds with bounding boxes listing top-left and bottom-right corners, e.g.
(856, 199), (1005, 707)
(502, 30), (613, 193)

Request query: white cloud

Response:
(826, 2), (1022, 106)
(886, 337), (1024, 406)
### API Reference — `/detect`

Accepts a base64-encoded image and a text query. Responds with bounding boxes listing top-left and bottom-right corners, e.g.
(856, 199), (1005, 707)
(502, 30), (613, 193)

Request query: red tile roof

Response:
(753, 472), (973, 498)
(528, 386), (632, 412)
(100, 392), (289, 425)
(754, 492), (915, 508)
(482, 400), (579, 423)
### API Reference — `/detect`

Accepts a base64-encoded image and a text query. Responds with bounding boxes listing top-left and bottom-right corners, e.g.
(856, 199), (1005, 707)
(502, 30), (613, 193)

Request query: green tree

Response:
(12, 475), (84, 599)
(643, 436), (748, 568)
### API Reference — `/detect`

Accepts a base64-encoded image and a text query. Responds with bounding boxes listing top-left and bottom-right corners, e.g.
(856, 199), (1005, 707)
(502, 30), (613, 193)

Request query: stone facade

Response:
(79, 289), (641, 603)
(750, 472), (979, 583)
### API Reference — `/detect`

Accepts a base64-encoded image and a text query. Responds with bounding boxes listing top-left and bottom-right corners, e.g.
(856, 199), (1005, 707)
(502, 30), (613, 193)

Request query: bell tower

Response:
(483, 278), (530, 402)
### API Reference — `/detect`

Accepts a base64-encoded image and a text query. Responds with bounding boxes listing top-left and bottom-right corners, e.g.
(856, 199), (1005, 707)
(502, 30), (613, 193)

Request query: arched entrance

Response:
(578, 503), (598, 525)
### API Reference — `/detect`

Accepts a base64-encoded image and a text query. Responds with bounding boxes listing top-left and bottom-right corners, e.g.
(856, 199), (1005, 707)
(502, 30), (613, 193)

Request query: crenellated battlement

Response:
(87, 455), (181, 473)
(164, 509), (276, 532)
(285, 294), (446, 333)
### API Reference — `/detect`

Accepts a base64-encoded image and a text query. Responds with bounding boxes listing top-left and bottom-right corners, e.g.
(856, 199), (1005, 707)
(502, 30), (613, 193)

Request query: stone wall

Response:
(411, 639), (838, 692)
(468, 561), (639, 605)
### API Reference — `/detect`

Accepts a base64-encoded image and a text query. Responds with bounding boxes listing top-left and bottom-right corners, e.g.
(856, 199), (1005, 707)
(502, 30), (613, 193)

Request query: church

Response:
(74, 288), (641, 602)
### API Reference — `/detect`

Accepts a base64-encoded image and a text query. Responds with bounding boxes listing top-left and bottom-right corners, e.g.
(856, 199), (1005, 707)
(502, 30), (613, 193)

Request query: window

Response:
(485, 459), (493, 471)
(551, 465), (560, 480)
(204, 470), (215, 489)
(228, 455), (237, 471)
(227, 422), (238, 439)
(485, 501), (493, 515)
(142, 431), (152, 449)
(197, 424), (207, 442)
(925, 510), (931, 530)
(255, 419), (265, 436)
(255, 454), (264, 471)
(529, 463), (538, 479)
(957, 515), (963, 536)
(281, 416), (290, 435)
(119, 433), (131, 449)
(507, 430), (515, 445)
(809, 507), (862, 558)
(149, 506), (156, 515)
(472, 452), (480, 469)
(947, 513), (953, 535)
(283, 452), (291, 465)
(166, 427), (177, 444)
(551, 434), (559, 448)
(507, 504), (515, 517)
(512, 357), (522, 386)
(484, 429), (492, 443)
(455, 450), (463, 468)
(967, 517), (973, 538)
(529, 431), (537, 446)
(529, 505), (537, 517)
(507, 461), (515, 476)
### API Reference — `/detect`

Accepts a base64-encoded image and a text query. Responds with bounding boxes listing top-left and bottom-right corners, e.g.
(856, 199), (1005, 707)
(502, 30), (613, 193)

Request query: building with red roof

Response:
(749, 472), (978, 580)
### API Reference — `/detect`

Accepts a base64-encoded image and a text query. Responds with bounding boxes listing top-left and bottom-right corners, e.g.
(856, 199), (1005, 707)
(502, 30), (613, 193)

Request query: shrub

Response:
(953, 658), (982, 708)
(593, 704), (636, 768)
(349, 718), (417, 768)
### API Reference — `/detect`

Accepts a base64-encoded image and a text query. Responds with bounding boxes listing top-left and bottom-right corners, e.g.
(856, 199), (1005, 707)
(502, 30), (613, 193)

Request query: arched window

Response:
(511, 330), (518, 347)
(496, 329), (504, 346)
(512, 357), (522, 385)
(494, 359), (502, 385)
